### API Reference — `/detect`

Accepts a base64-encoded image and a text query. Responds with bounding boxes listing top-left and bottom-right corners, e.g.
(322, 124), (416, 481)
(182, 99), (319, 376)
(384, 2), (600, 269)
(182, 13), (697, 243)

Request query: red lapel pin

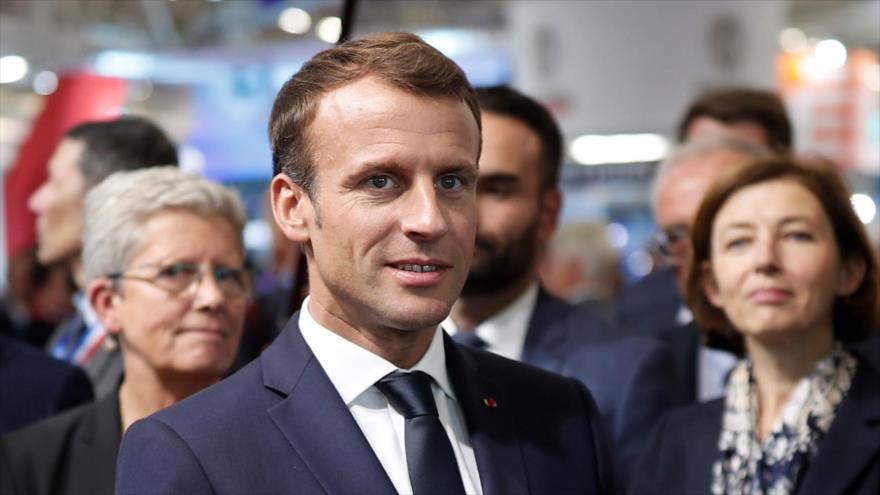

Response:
(483, 397), (498, 408)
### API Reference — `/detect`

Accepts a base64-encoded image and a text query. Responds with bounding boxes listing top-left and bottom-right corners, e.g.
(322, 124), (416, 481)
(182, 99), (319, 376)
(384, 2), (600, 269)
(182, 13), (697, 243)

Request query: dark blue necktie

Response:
(375, 371), (466, 495)
(452, 331), (488, 350)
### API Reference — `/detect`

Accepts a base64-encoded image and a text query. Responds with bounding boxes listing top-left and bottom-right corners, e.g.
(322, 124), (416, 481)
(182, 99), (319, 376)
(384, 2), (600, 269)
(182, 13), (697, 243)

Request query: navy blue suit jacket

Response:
(521, 290), (679, 483)
(0, 334), (93, 435)
(632, 356), (880, 495)
(615, 267), (682, 334)
(116, 313), (616, 494)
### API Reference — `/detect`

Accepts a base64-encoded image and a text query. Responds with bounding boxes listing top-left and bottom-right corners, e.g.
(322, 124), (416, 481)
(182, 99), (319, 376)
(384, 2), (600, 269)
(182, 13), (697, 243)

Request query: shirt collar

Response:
(73, 291), (105, 335)
(298, 296), (456, 405)
(443, 282), (539, 361)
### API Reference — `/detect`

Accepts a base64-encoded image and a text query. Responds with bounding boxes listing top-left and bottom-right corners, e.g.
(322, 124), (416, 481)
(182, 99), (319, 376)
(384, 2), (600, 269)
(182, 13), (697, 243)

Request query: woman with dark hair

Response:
(633, 158), (879, 495)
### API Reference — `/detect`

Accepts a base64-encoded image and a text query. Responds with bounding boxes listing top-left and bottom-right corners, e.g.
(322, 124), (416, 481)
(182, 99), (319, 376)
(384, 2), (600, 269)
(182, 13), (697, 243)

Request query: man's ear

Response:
(537, 188), (562, 248)
(88, 278), (123, 336)
(271, 173), (314, 244)
(701, 262), (723, 309)
(836, 254), (867, 297)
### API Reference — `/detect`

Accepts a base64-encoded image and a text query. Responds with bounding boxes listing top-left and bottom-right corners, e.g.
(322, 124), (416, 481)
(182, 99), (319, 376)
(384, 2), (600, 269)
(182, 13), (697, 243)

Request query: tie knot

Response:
(375, 371), (438, 419)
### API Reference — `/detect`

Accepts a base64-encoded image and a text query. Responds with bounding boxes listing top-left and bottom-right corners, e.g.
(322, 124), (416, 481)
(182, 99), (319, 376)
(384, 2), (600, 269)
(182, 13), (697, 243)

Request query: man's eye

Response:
(436, 174), (464, 191)
(366, 175), (396, 190)
(158, 263), (197, 278)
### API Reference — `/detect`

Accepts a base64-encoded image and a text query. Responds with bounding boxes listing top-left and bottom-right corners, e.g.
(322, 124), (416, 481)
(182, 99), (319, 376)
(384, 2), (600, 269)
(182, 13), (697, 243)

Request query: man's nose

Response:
(28, 184), (48, 214)
(400, 180), (449, 241)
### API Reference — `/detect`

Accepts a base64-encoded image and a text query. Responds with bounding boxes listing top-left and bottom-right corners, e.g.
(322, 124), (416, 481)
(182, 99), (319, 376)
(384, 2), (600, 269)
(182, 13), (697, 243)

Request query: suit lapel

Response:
(445, 334), (529, 495)
(262, 315), (396, 494)
(796, 358), (880, 494)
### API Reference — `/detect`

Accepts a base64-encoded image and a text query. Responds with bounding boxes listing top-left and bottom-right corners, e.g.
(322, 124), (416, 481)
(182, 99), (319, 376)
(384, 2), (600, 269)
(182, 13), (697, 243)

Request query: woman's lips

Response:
(749, 288), (793, 304)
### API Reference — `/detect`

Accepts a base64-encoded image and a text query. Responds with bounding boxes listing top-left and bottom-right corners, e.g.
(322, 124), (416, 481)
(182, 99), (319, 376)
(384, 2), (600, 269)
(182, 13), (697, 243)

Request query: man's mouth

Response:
(393, 263), (440, 273)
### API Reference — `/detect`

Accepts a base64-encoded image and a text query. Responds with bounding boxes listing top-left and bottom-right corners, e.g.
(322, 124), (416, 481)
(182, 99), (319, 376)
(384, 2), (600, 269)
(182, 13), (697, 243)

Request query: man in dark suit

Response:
(444, 85), (677, 482)
(116, 32), (615, 495)
(29, 117), (178, 398)
(0, 334), (93, 435)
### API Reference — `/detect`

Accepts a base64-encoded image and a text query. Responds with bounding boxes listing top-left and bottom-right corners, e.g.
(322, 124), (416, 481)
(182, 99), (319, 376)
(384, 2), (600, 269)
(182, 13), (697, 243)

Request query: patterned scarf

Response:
(711, 343), (857, 495)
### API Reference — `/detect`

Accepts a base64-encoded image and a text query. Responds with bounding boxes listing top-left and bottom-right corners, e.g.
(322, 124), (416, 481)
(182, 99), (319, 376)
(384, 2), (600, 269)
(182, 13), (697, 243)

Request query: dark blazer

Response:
(632, 356), (880, 495)
(0, 391), (120, 495)
(615, 267), (682, 334)
(116, 313), (616, 495)
(0, 334), (94, 435)
(522, 290), (680, 483)
(652, 322), (701, 406)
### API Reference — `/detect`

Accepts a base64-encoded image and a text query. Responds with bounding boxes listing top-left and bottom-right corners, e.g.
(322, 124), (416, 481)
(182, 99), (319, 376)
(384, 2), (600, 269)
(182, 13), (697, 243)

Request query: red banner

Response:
(3, 72), (127, 258)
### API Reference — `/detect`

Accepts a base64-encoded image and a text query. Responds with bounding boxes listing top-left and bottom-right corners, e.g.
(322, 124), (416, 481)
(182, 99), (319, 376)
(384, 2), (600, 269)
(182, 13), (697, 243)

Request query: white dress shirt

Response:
(442, 283), (539, 361)
(298, 297), (483, 495)
(677, 304), (738, 402)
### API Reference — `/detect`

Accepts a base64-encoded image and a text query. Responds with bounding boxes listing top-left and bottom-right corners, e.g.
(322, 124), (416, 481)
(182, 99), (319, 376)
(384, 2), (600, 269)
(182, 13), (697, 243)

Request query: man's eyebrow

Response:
(478, 172), (520, 184)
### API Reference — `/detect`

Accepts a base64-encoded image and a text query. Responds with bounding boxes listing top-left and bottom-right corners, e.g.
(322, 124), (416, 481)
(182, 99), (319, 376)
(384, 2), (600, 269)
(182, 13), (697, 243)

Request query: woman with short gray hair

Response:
(0, 167), (249, 495)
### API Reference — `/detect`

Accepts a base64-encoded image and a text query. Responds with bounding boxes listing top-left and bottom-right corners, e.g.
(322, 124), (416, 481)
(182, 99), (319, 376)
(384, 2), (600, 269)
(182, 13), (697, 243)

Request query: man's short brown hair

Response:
(269, 32), (481, 197)
(686, 158), (879, 356)
(677, 88), (793, 152)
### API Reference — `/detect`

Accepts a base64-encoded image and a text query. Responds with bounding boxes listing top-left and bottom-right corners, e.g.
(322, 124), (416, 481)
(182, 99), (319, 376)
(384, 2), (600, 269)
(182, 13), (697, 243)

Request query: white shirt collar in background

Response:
(443, 282), (539, 361)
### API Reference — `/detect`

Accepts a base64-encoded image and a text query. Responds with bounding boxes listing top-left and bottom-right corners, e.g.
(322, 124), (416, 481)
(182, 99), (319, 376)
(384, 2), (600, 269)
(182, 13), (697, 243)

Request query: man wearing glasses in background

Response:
(647, 137), (769, 404)
(617, 87), (793, 336)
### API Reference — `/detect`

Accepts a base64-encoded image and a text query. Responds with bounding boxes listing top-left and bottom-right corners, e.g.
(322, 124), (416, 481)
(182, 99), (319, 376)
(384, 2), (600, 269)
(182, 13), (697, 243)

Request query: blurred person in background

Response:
(1, 247), (75, 347)
(634, 158), (879, 495)
(540, 221), (623, 323)
(0, 333), (93, 435)
(618, 87), (792, 334)
(28, 116), (178, 398)
(445, 85), (677, 483)
(628, 137), (770, 407)
(0, 167), (248, 495)
(233, 189), (304, 371)
(677, 87), (793, 152)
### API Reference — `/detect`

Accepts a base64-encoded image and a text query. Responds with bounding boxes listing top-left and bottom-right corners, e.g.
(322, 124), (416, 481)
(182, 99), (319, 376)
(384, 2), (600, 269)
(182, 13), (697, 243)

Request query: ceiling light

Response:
(33, 70), (58, 95)
(316, 16), (342, 44)
(815, 39), (847, 70)
(278, 7), (311, 35)
(851, 194), (876, 224)
(778, 27), (807, 53)
(0, 55), (29, 84)
(569, 133), (669, 165)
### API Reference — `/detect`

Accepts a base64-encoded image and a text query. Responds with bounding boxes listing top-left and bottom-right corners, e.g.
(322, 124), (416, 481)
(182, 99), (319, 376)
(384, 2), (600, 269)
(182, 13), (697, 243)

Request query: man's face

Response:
(653, 148), (749, 293)
(28, 138), (87, 265)
(295, 76), (481, 333)
(686, 116), (768, 148)
(463, 111), (558, 295)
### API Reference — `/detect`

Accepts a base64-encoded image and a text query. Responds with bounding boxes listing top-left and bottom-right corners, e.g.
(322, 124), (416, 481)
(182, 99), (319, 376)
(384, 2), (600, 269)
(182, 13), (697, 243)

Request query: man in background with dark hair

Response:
(28, 116), (178, 397)
(677, 87), (793, 151)
(617, 87), (792, 335)
(446, 85), (677, 482)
